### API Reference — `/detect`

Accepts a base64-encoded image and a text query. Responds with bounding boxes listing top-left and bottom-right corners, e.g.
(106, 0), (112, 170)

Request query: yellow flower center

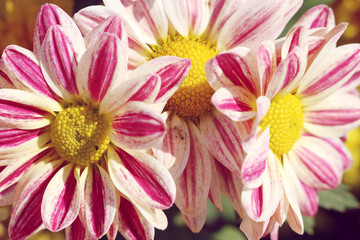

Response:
(151, 35), (218, 119)
(259, 94), (303, 157)
(50, 105), (111, 166)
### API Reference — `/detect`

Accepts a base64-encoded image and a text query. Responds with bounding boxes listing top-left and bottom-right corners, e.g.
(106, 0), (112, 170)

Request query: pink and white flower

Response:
(206, 5), (360, 239)
(74, 0), (303, 231)
(0, 4), (191, 240)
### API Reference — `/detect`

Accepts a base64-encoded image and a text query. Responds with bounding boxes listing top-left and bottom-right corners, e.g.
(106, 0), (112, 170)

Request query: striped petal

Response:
(212, 86), (257, 122)
(164, 0), (210, 37)
(241, 127), (270, 188)
(298, 44), (360, 105)
(257, 41), (276, 96)
(152, 112), (190, 180)
(289, 136), (344, 190)
(200, 109), (244, 177)
(183, 205), (207, 233)
(76, 33), (127, 105)
(175, 121), (211, 217)
(217, 0), (302, 50)
(110, 101), (165, 150)
(118, 197), (154, 240)
(320, 137), (353, 170)
(0, 128), (49, 161)
(0, 60), (14, 88)
(303, 92), (360, 138)
(85, 15), (128, 48)
(79, 165), (117, 239)
(108, 146), (176, 210)
(208, 157), (222, 211)
(281, 26), (308, 60)
(130, 200), (168, 230)
(1, 45), (61, 110)
(40, 25), (84, 101)
(8, 160), (65, 240)
(0, 148), (51, 195)
(33, 3), (84, 58)
(293, 5), (335, 29)
(0, 89), (53, 129)
(65, 217), (89, 240)
(266, 47), (307, 99)
(42, 164), (81, 231)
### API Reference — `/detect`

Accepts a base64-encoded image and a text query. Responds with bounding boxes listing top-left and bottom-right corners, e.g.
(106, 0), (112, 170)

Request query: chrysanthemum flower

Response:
(0, 4), (191, 240)
(74, 0), (303, 231)
(205, 5), (360, 239)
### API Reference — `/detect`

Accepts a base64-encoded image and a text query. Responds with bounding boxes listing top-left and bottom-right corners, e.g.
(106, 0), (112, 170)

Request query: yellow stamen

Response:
(260, 94), (303, 157)
(151, 35), (218, 119)
(50, 105), (110, 166)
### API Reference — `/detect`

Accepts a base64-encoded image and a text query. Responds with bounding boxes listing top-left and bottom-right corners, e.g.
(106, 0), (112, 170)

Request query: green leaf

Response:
(212, 226), (247, 240)
(318, 184), (359, 212)
(302, 215), (315, 235)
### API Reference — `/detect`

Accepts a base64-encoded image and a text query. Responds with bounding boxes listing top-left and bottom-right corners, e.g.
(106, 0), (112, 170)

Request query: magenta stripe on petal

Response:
(251, 185), (264, 219)
(3, 48), (57, 100)
(65, 217), (86, 240)
(216, 98), (253, 112)
(128, 75), (159, 102)
(88, 37), (117, 103)
(119, 198), (148, 239)
(0, 99), (49, 120)
(306, 109), (360, 126)
(155, 59), (191, 101)
(216, 53), (256, 93)
(115, 148), (172, 206)
(300, 181), (318, 217)
(297, 147), (339, 188)
(112, 112), (165, 137)
(0, 128), (46, 148)
(310, 7), (332, 28)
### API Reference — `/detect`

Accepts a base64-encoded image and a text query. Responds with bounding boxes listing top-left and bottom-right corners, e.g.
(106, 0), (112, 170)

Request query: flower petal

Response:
(76, 32), (128, 105)
(164, 0), (210, 37)
(175, 121), (211, 217)
(257, 40), (276, 96)
(320, 137), (353, 170)
(130, 200), (168, 230)
(79, 165), (117, 239)
(40, 25), (84, 101)
(108, 146), (176, 210)
(65, 217), (89, 240)
(152, 112), (190, 180)
(33, 3), (84, 58)
(293, 5), (335, 29)
(118, 197), (155, 240)
(289, 136), (344, 190)
(0, 89), (53, 129)
(298, 44), (360, 105)
(0, 60), (14, 88)
(42, 164), (81, 231)
(281, 26), (308, 60)
(241, 127), (270, 188)
(208, 157), (223, 212)
(183, 205), (207, 233)
(110, 101), (165, 150)
(217, 0), (302, 50)
(303, 92), (360, 138)
(200, 109), (244, 177)
(1, 45), (61, 110)
(212, 86), (257, 122)
(8, 160), (65, 240)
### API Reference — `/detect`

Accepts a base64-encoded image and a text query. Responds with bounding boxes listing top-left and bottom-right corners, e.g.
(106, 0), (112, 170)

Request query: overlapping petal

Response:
(292, 5), (335, 29)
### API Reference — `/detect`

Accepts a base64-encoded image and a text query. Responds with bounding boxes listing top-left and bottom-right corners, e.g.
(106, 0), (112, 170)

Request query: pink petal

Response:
(281, 26), (307, 60)
(152, 112), (190, 180)
(1, 45), (61, 109)
(42, 164), (81, 231)
(127, 74), (161, 103)
(290, 136), (344, 190)
(0, 89), (53, 129)
(298, 44), (360, 104)
(118, 197), (154, 240)
(85, 15), (128, 48)
(79, 165), (117, 239)
(241, 127), (270, 188)
(0, 60), (14, 88)
(257, 41), (276, 96)
(107, 146), (176, 210)
(211, 86), (257, 121)
(76, 33), (128, 104)
(240, 217), (268, 240)
(293, 5), (335, 29)
(8, 160), (65, 240)
(0, 183), (15, 206)
(175, 121), (211, 217)
(200, 109), (244, 178)
(130, 201), (168, 230)
(40, 25), (82, 100)
(217, 0), (302, 50)
(320, 137), (353, 170)
(65, 217), (88, 240)
(183, 205), (207, 233)
(266, 47), (307, 99)
(164, 0), (210, 37)
(110, 101), (165, 150)
(208, 157), (223, 211)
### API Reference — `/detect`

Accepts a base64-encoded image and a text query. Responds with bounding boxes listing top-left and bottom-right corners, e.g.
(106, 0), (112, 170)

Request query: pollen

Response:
(259, 94), (303, 157)
(50, 105), (110, 166)
(151, 35), (218, 119)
